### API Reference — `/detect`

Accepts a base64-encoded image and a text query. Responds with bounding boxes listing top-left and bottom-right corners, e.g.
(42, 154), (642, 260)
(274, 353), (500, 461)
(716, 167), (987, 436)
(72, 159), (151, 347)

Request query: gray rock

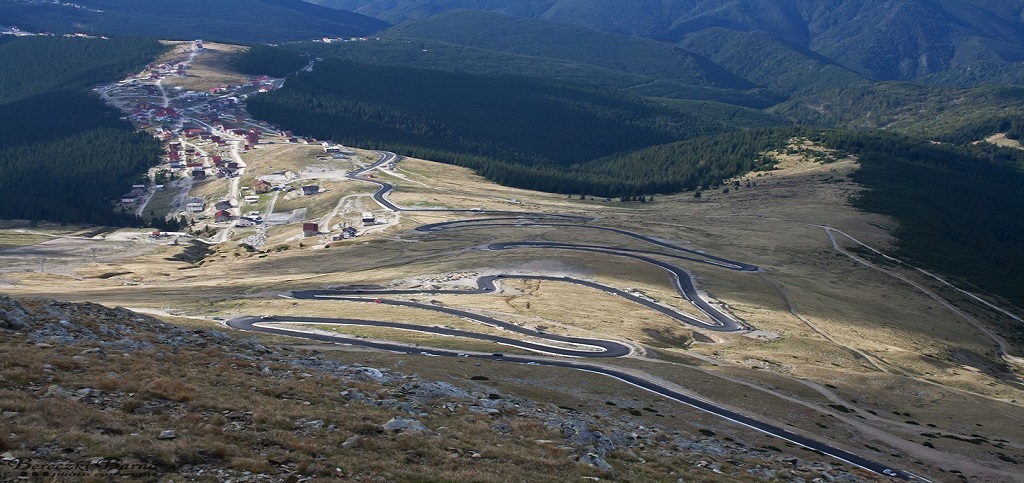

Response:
(341, 435), (362, 449)
(490, 422), (512, 434)
(104, 338), (153, 353)
(44, 385), (71, 398)
(381, 417), (428, 434)
(578, 452), (613, 471)
(468, 405), (500, 415)
(549, 418), (598, 446)
(402, 380), (472, 402)
(0, 297), (32, 330)
(354, 367), (391, 383)
(158, 430), (176, 440)
(294, 419), (324, 429)
(205, 330), (231, 342)
(747, 467), (776, 480)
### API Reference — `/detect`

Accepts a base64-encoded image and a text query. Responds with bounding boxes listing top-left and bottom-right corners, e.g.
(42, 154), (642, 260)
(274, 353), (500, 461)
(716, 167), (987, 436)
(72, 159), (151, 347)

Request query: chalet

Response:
(231, 129), (247, 136)
(226, 162), (239, 171)
(186, 162), (204, 169)
(210, 135), (221, 143)
(302, 223), (319, 237)
(253, 179), (273, 194)
(214, 210), (232, 223)
(192, 170), (207, 181)
(287, 137), (299, 144)
(235, 218), (255, 227)
(185, 197), (205, 212)
(300, 185), (319, 196)
(244, 195), (260, 204)
(183, 127), (206, 138)
(121, 193), (140, 204)
(154, 108), (177, 118)
(362, 212), (375, 225)
(169, 162), (184, 170)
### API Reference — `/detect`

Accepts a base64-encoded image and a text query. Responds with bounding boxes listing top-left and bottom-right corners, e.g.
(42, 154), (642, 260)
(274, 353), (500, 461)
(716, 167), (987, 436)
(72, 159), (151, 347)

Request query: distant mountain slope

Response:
(307, 0), (1024, 86)
(384, 11), (753, 91)
(0, 0), (389, 43)
(296, 38), (774, 107)
(679, 28), (867, 97)
(772, 82), (1024, 141)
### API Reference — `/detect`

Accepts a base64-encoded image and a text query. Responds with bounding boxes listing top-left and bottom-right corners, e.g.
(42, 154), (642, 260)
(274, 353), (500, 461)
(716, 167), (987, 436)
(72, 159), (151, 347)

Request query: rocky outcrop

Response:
(0, 296), (870, 482)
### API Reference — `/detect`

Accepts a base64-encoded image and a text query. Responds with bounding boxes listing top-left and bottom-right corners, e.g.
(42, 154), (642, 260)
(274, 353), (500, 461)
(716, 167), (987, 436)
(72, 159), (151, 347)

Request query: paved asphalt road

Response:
(226, 151), (918, 480)
(227, 313), (913, 480)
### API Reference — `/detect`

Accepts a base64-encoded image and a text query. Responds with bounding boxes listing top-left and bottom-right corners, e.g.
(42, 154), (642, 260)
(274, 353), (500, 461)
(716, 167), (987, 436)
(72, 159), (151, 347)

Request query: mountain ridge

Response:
(0, 0), (389, 43)
(306, 0), (1024, 86)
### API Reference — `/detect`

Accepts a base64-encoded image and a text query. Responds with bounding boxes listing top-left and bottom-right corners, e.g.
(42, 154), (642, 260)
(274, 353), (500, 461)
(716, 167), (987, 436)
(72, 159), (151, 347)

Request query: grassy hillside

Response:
(0, 0), (389, 43)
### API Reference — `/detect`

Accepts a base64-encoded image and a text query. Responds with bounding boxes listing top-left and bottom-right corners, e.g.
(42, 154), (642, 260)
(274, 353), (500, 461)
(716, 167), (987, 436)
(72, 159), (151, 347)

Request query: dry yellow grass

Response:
(1, 58), (1022, 481)
(157, 41), (250, 92)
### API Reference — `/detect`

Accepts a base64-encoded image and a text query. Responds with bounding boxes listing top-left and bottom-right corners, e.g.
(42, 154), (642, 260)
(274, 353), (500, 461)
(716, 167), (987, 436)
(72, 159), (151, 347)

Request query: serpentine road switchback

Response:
(226, 151), (919, 480)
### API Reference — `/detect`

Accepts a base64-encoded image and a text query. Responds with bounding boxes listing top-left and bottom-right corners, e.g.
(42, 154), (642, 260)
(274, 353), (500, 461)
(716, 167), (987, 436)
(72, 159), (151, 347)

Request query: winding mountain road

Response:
(225, 151), (919, 480)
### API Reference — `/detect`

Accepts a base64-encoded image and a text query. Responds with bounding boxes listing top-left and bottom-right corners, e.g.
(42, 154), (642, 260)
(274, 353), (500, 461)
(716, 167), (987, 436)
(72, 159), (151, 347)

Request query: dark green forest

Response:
(247, 59), (681, 166)
(0, 36), (170, 227)
(230, 44), (308, 78)
(0, 36), (165, 103)
(813, 131), (1024, 306)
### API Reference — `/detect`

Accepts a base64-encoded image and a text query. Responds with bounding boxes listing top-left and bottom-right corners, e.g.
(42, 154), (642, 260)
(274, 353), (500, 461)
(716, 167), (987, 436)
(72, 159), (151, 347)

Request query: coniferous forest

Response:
(0, 36), (167, 227)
